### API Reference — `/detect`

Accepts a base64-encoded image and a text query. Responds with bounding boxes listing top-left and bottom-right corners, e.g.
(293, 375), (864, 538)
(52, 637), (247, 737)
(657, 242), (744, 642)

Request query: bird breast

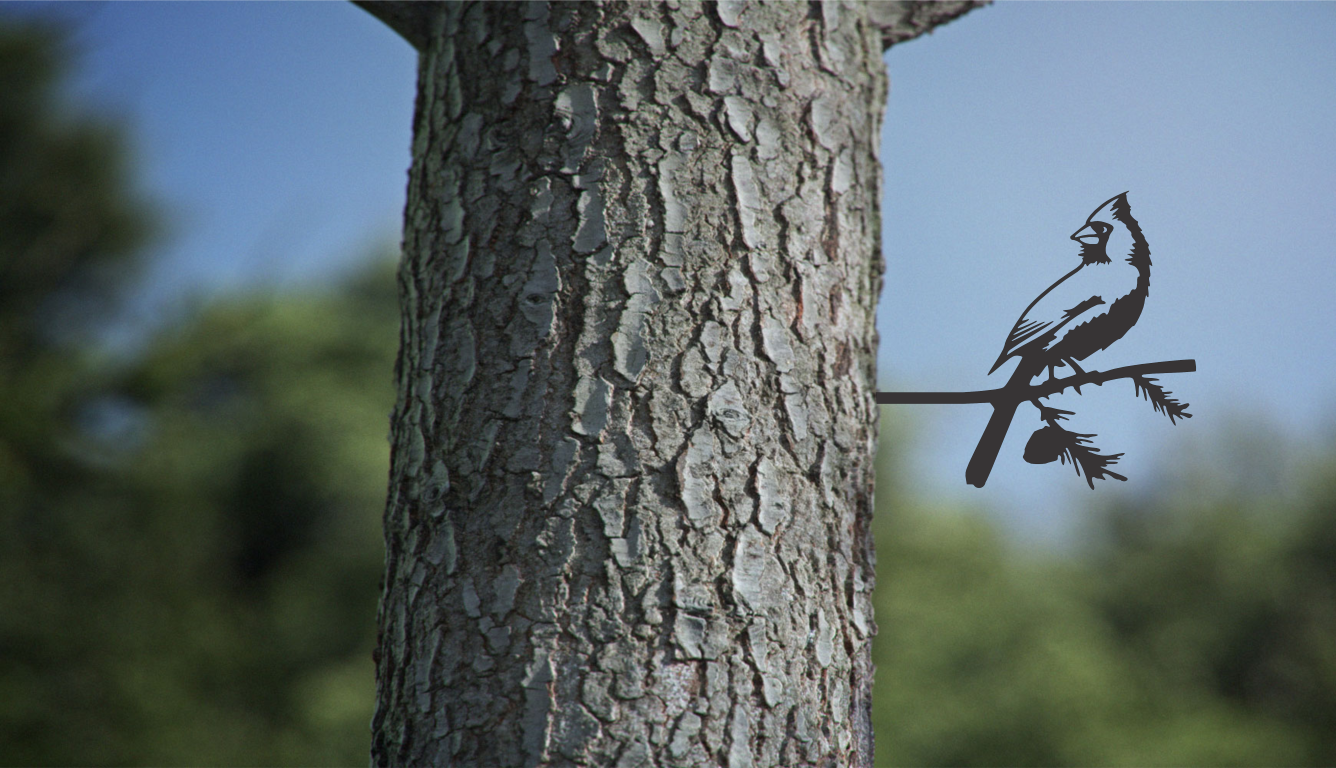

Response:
(1041, 260), (1146, 359)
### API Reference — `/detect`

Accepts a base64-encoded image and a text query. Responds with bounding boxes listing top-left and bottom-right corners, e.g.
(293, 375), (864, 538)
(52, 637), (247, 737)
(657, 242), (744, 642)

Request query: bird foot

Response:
(1063, 359), (1085, 394)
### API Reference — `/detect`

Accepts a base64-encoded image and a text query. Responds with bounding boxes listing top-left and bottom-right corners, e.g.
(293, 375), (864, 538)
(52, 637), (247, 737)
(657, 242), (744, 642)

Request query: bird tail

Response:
(966, 360), (1040, 488)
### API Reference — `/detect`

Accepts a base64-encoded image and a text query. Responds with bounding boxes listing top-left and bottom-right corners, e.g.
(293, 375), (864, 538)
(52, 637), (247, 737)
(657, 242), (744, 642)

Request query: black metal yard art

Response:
(876, 193), (1195, 488)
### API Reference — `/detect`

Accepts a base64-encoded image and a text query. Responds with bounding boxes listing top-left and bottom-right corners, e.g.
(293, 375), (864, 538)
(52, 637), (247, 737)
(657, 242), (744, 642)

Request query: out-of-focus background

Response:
(0, 2), (1332, 766)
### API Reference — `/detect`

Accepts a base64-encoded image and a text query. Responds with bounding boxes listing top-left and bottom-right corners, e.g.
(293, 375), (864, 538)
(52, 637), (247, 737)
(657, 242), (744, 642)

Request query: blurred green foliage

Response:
(0, 20), (155, 361)
(872, 421), (1336, 766)
(4, 13), (1336, 768)
(0, 264), (398, 765)
(0, 16), (156, 541)
(0, 17), (395, 765)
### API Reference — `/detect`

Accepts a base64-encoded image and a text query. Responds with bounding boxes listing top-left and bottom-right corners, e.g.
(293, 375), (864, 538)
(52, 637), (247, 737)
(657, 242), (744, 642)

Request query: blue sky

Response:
(2, 1), (418, 313)
(5, 2), (1335, 541)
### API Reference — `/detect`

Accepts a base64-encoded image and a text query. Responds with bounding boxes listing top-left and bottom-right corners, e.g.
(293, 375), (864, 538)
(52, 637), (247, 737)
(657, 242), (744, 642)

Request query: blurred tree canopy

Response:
(0, 19), (154, 359)
(0, 17), (155, 534)
(872, 421), (1336, 767)
(0, 16), (395, 765)
(0, 259), (398, 765)
(3, 12), (1336, 768)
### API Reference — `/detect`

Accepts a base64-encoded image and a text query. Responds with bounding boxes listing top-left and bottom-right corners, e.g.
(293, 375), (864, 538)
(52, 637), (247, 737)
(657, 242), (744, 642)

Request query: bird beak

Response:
(1070, 224), (1102, 245)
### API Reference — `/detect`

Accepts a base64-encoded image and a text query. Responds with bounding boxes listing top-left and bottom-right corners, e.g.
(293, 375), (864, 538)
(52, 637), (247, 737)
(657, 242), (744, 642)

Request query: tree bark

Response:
(368, 2), (978, 765)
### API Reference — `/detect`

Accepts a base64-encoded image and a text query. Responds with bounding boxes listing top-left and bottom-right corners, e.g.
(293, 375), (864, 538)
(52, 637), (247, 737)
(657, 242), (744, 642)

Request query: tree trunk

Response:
(368, 2), (980, 765)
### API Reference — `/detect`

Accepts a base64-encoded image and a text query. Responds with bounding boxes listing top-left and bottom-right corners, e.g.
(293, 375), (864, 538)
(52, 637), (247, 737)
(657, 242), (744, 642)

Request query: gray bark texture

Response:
(368, 2), (976, 766)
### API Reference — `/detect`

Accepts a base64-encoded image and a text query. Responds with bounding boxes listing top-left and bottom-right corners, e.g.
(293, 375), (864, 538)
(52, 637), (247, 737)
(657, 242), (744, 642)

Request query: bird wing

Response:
(989, 263), (1119, 372)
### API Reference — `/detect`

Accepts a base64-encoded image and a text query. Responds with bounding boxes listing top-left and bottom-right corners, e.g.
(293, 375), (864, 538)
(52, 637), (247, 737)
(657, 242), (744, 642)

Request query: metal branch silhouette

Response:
(875, 360), (1196, 406)
(876, 193), (1195, 488)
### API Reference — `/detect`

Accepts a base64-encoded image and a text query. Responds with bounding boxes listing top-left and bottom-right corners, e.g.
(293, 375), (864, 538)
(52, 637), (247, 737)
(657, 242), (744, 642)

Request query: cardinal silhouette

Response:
(966, 192), (1151, 488)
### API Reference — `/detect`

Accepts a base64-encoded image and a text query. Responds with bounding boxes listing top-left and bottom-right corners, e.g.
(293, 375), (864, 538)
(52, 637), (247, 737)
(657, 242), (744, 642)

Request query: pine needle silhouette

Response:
(1132, 375), (1192, 424)
(1025, 406), (1127, 489)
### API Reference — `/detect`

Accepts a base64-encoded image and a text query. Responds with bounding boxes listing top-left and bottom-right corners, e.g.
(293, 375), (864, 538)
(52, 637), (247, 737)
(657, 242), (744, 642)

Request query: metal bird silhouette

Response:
(875, 192), (1192, 487)
(965, 192), (1151, 488)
